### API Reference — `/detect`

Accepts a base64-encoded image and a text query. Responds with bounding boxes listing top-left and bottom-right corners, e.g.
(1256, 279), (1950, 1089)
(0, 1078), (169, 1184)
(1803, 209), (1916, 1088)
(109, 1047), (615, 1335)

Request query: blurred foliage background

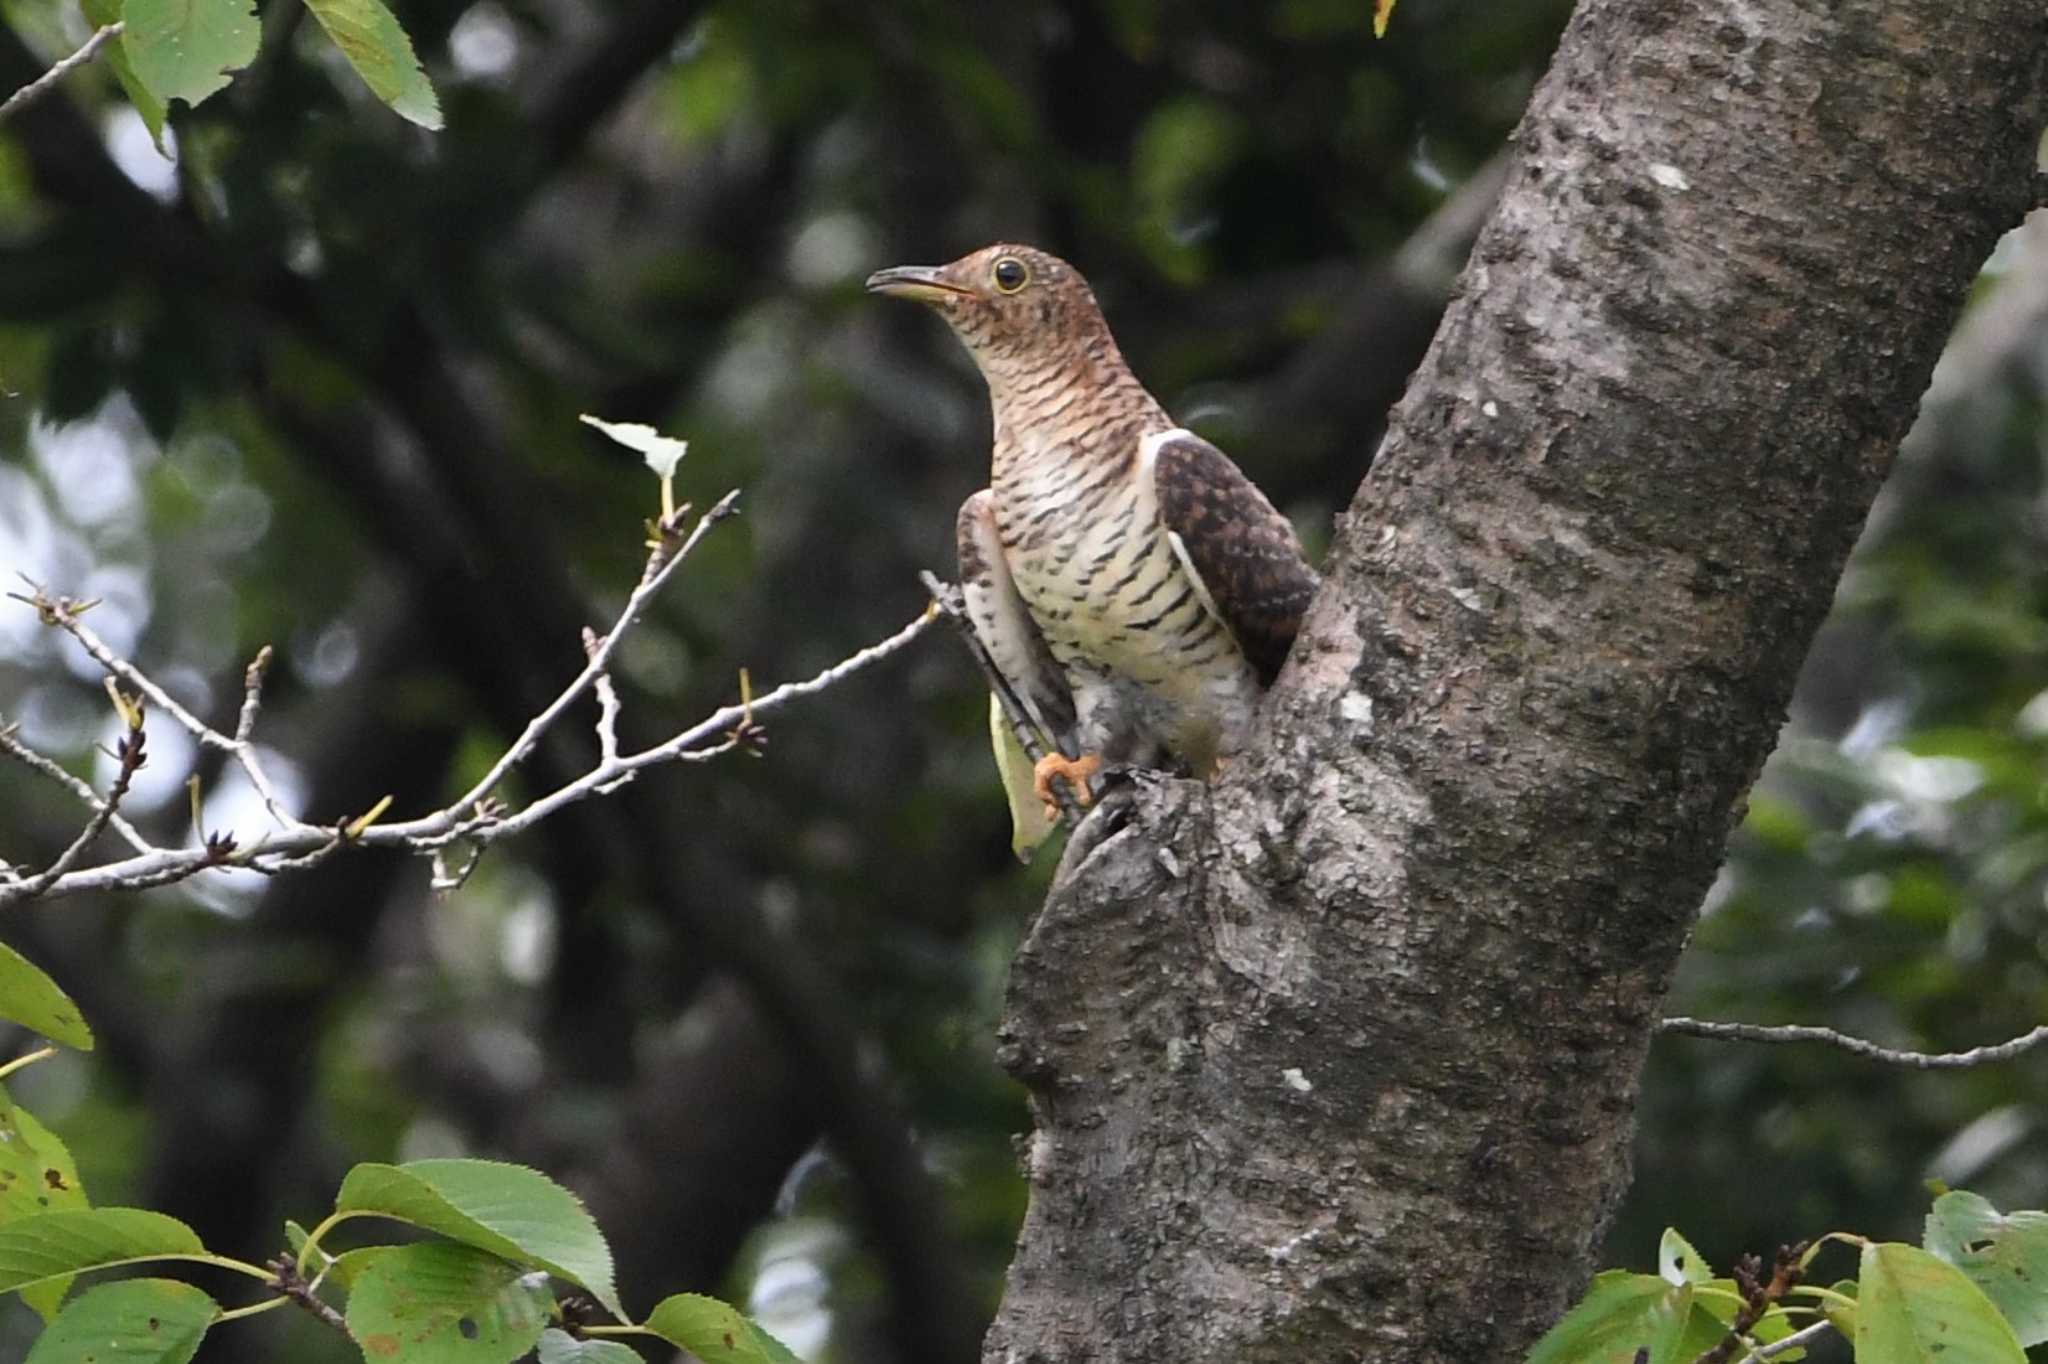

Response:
(0, 1), (2039, 1360)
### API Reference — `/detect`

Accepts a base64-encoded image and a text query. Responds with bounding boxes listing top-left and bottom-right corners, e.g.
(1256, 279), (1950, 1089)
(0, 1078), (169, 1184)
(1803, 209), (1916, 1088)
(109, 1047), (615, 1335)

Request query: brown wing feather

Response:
(1151, 433), (1319, 686)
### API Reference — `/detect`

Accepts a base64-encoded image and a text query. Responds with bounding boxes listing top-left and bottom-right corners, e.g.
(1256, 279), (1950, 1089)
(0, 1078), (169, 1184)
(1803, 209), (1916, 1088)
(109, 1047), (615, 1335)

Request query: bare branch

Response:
(0, 23), (122, 124)
(1658, 1016), (2048, 1069)
(21, 585), (306, 831)
(1, 488), (940, 903)
(443, 489), (740, 820)
(0, 723), (152, 855)
(480, 603), (938, 841)
(583, 626), (625, 780)
(1, 724), (147, 906)
(234, 645), (273, 744)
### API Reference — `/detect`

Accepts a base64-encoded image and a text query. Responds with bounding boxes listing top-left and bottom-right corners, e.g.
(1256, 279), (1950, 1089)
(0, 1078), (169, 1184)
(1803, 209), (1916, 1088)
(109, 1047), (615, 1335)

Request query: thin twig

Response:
(583, 626), (625, 776)
(918, 571), (1086, 827)
(234, 646), (273, 744)
(6, 726), (147, 905)
(1738, 1320), (1833, 1364)
(1, 572), (937, 899)
(443, 490), (739, 820)
(1658, 1017), (2048, 1070)
(265, 1256), (348, 1335)
(0, 23), (123, 124)
(483, 605), (936, 841)
(25, 586), (303, 830)
(0, 723), (151, 855)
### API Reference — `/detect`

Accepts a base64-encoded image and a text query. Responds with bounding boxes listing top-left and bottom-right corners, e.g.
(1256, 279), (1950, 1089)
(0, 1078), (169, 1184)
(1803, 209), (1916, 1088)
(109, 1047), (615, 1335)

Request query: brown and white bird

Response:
(868, 244), (1318, 856)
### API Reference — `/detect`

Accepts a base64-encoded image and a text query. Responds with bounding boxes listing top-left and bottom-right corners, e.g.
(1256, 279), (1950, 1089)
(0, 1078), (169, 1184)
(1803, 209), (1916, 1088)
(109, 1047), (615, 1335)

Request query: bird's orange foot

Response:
(1034, 752), (1103, 820)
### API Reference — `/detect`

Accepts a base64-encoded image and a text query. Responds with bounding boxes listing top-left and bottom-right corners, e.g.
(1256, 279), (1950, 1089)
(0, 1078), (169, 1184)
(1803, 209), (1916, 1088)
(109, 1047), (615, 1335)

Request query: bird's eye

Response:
(992, 256), (1029, 293)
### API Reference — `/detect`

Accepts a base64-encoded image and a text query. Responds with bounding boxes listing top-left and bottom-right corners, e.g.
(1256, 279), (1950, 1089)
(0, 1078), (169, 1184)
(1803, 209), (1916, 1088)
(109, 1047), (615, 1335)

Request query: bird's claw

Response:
(1034, 752), (1103, 820)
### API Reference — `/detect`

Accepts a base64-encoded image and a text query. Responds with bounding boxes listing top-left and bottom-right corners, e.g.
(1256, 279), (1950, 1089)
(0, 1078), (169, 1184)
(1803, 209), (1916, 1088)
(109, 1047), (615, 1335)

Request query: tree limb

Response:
(0, 496), (941, 906)
(1658, 1017), (2048, 1070)
(0, 23), (120, 124)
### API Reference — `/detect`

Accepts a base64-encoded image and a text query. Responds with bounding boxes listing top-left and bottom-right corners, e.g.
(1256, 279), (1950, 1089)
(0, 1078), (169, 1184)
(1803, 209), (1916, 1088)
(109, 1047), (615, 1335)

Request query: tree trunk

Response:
(983, 3), (2047, 1361)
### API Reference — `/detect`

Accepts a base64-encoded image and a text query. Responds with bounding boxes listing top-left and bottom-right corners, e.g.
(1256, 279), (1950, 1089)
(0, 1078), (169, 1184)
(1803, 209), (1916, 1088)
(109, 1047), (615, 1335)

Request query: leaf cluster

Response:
(0, 1144), (801, 1364)
(1535, 1192), (2048, 1364)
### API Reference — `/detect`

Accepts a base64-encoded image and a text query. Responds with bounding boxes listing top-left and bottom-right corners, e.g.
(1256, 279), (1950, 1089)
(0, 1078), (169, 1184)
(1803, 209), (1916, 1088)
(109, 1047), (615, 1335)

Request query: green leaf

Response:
(0, 1208), (203, 1295)
(1857, 1239), (2025, 1364)
(78, 0), (167, 148)
(1659, 1228), (1711, 1285)
(25, 1277), (215, 1363)
(0, 1084), (91, 1321)
(0, 939), (93, 1049)
(1523, 1270), (1696, 1364)
(1924, 1191), (2048, 1345)
(120, 0), (260, 110)
(285, 1216), (389, 1291)
(335, 1160), (621, 1320)
(536, 1329), (644, 1364)
(344, 1242), (552, 1364)
(644, 1293), (803, 1364)
(1824, 1278), (1858, 1339)
(301, 0), (441, 129)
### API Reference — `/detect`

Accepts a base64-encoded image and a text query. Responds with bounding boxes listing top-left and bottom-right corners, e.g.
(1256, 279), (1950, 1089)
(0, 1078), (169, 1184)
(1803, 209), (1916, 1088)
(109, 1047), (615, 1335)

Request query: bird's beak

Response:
(865, 265), (973, 305)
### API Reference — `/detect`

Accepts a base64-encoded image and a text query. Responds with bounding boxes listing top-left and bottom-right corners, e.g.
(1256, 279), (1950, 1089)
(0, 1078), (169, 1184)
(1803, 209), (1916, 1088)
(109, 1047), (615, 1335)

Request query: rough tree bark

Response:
(983, 4), (2047, 1362)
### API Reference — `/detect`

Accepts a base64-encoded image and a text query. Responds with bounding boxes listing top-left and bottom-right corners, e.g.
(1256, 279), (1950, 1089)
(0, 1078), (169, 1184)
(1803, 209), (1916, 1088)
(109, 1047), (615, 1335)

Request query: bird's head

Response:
(866, 244), (1122, 400)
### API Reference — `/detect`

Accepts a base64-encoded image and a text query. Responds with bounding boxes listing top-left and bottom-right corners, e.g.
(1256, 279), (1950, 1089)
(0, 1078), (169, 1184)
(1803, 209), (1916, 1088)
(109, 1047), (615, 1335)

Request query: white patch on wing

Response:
(1142, 428), (1234, 640)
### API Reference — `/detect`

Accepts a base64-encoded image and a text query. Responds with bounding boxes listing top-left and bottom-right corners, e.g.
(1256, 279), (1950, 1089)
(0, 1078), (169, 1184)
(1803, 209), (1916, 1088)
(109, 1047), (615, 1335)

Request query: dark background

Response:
(0, 2), (2043, 1358)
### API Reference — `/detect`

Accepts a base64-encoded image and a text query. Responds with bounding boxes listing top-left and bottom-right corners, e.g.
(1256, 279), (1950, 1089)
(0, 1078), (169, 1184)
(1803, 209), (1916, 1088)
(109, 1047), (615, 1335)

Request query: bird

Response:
(867, 244), (1319, 857)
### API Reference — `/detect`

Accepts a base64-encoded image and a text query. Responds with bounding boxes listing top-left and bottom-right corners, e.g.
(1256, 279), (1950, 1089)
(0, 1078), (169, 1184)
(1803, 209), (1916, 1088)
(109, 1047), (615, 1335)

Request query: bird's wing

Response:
(1147, 429), (1320, 686)
(959, 490), (1076, 859)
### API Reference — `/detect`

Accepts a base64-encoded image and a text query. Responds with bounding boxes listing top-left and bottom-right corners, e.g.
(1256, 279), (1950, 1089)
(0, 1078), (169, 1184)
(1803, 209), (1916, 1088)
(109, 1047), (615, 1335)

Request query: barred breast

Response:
(991, 424), (1262, 769)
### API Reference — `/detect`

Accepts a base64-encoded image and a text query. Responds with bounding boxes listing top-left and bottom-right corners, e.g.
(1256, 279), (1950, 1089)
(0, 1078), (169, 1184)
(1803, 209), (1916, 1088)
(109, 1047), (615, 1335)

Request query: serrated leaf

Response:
(536, 1329), (644, 1364)
(1924, 1191), (2048, 1346)
(121, 0), (260, 109)
(79, 0), (168, 149)
(1857, 1240), (2025, 1364)
(1524, 1270), (1696, 1364)
(644, 1293), (803, 1364)
(344, 1242), (552, 1364)
(0, 1208), (203, 1295)
(335, 1160), (621, 1320)
(579, 415), (688, 478)
(1659, 1228), (1711, 1285)
(24, 1276), (215, 1364)
(0, 940), (93, 1049)
(0, 1083), (91, 1321)
(301, 0), (441, 129)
